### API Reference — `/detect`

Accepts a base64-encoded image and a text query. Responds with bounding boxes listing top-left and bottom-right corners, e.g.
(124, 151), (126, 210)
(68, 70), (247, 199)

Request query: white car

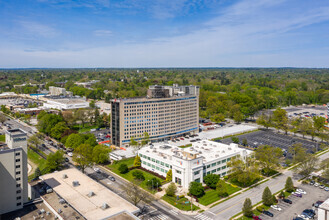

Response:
(296, 189), (307, 194)
(67, 152), (73, 157)
(270, 205), (282, 211)
(297, 215), (310, 220)
(314, 183), (319, 187)
(94, 167), (100, 173)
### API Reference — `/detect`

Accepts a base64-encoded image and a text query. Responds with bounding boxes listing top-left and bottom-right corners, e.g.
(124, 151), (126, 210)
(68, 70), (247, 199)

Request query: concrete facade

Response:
(0, 129), (28, 215)
(111, 84), (199, 147)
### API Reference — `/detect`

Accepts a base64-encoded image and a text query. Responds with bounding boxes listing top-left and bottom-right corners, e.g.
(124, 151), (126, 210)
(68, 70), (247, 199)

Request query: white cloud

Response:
(18, 21), (58, 38)
(93, 30), (113, 37)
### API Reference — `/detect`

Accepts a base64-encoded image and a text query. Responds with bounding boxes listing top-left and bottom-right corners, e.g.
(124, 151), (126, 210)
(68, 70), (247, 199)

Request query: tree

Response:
(0, 114), (7, 124)
(50, 122), (69, 140)
(92, 144), (111, 164)
(130, 132), (150, 152)
(121, 180), (153, 206)
(322, 168), (329, 180)
(165, 182), (177, 197)
(166, 169), (172, 182)
(216, 179), (228, 198)
(242, 198), (253, 217)
(299, 118), (312, 139)
(231, 136), (239, 144)
(34, 167), (42, 179)
(74, 109), (88, 127)
(204, 174), (220, 189)
(132, 170), (145, 181)
(262, 187), (273, 206)
(188, 182), (205, 198)
(285, 177), (294, 192)
(288, 143), (307, 164)
(146, 177), (162, 191)
(46, 150), (65, 172)
(295, 155), (318, 177)
(73, 144), (94, 173)
(242, 138), (248, 146)
(313, 116), (326, 135)
(118, 164), (129, 174)
(133, 155), (141, 167)
(256, 113), (272, 129)
(211, 113), (225, 123)
(255, 145), (282, 175)
(272, 108), (288, 134)
(28, 133), (43, 149)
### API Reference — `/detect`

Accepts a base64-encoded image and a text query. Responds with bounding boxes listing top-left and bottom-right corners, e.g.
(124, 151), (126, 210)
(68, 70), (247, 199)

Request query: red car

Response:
(180, 137), (184, 140)
(253, 216), (262, 220)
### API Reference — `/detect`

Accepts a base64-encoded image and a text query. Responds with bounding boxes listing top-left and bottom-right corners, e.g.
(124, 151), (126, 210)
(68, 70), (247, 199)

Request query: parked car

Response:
(320, 185), (325, 189)
(109, 176), (115, 181)
(310, 180), (315, 185)
(180, 138), (184, 140)
(262, 210), (273, 217)
(314, 183), (319, 187)
(302, 209), (315, 218)
(270, 205), (282, 211)
(297, 214), (310, 220)
(252, 216), (262, 220)
(292, 192), (302, 197)
(325, 187), (329, 191)
(65, 157), (69, 162)
(283, 198), (292, 204)
(67, 152), (73, 157)
(315, 201), (324, 208)
(94, 167), (101, 173)
(296, 188), (307, 194)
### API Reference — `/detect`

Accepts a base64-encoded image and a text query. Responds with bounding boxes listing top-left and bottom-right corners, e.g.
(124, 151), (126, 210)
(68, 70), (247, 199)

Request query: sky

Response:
(0, 0), (329, 68)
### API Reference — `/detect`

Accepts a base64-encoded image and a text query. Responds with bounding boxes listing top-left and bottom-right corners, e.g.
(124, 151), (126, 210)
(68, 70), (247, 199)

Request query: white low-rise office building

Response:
(43, 97), (89, 110)
(138, 140), (250, 189)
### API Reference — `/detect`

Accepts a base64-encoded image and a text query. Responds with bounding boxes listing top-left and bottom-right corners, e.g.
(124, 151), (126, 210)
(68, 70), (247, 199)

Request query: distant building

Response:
(48, 86), (72, 97)
(138, 140), (250, 189)
(43, 97), (89, 110)
(75, 80), (100, 88)
(111, 84), (199, 147)
(0, 129), (28, 215)
(319, 198), (329, 220)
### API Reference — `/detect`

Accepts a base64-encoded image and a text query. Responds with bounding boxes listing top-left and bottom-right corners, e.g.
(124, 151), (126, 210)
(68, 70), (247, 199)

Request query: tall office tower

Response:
(111, 84), (199, 147)
(0, 129), (28, 215)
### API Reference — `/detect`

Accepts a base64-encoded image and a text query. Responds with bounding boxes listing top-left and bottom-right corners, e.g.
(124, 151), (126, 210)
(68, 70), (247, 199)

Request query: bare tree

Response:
(120, 180), (153, 206)
(0, 114), (7, 124)
(28, 133), (44, 149)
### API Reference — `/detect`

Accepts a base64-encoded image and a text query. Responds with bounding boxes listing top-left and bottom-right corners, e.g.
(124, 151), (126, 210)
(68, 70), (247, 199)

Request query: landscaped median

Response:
(162, 195), (200, 211)
(198, 183), (241, 206)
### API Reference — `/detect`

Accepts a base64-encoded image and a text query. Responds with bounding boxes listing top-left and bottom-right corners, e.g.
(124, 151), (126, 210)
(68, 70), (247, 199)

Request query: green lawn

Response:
(198, 183), (241, 206)
(107, 157), (164, 193)
(27, 148), (48, 181)
(71, 124), (98, 133)
(162, 195), (200, 211)
(178, 144), (192, 148)
(0, 134), (5, 142)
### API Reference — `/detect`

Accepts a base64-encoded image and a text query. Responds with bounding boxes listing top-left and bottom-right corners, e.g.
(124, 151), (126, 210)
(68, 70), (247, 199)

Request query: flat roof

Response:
(320, 198), (329, 210)
(47, 98), (88, 104)
(6, 128), (27, 136)
(41, 168), (139, 220)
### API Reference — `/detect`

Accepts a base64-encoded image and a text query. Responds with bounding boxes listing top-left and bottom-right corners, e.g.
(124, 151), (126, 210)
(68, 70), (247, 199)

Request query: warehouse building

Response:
(138, 140), (250, 189)
(43, 97), (89, 110)
(111, 84), (199, 147)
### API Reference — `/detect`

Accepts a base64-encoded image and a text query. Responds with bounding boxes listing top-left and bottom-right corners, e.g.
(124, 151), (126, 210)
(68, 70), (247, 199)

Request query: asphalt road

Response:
(206, 150), (329, 220)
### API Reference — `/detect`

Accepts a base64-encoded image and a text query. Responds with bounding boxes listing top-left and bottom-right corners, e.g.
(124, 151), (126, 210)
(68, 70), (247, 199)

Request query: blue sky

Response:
(0, 0), (329, 68)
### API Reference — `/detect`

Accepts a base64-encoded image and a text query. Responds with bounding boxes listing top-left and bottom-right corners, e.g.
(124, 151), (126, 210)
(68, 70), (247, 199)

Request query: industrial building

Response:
(111, 84), (199, 147)
(138, 140), (250, 189)
(43, 97), (89, 110)
(0, 129), (28, 215)
(41, 168), (139, 220)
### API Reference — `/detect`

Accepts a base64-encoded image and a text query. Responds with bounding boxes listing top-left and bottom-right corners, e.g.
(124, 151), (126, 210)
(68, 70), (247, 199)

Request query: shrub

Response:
(118, 164), (129, 174)
(256, 206), (263, 213)
(146, 177), (162, 190)
(166, 169), (172, 182)
(189, 182), (205, 198)
(285, 177), (294, 192)
(165, 183), (177, 197)
(133, 155), (141, 167)
(132, 170), (145, 181)
(231, 136), (239, 144)
(262, 187), (273, 206)
(242, 198), (253, 217)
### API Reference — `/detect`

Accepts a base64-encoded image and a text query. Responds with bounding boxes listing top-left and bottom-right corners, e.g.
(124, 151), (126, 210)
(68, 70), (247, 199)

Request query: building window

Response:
(206, 165), (210, 168)
(15, 152), (20, 156)
(217, 168), (221, 171)
(211, 162), (216, 167)
(16, 177), (21, 181)
(16, 165), (20, 168)
(152, 165), (155, 168)
(15, 159), (20, 162)
(16, 171), (21, 175)
(207, 171), (210, 175)
(17, 196), (21, 200)
(175, 177), (182, 185)
(195, 178), (200, 183)
(16, 190), (21, 194)
(211, 169), (216, 173)
(227, 158), (231, 162)
(217, 161), (221, 165)
(222, 159), (226, 163)
(176, 170), (182, 174)
(17, 202), (21, 206)
(16, 184), (21, 188)
(222, 166), (227, 169)
(156, 166), (160, 170)
(194, 170), (200, 175)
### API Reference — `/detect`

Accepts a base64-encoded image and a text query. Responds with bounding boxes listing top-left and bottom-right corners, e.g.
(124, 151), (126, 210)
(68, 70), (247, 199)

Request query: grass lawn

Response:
(71, 124), (98, 133)
(107, 157), (164, 193)
(178, 144), (192, 148)
(0, 134), (5, 142)
(198, 183), (241, 206)
(27, 148), (48, 181)
(162, 195), (200, 211)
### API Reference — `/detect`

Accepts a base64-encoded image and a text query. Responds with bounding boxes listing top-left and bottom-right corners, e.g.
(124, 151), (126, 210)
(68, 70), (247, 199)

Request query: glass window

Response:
(227, 158), (231, 162)
(217, 161), (221, 165)
(176, 170), (182, 174)
(212, 162), (216, 167)
(222, 159), (226, 163)
(217, 168), (221, 171)
(211, 169), (216, 173)
(152, 165), (155, 168)
(194, 170), (200, 175)
(207, 171), (210, 175)
(206, 165), (210, 168)
(195, 178), (200, 183)
(222, 166), (226, 169)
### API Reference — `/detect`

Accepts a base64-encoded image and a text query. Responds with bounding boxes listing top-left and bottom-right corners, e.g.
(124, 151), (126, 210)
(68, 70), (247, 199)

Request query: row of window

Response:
(142, 161), (168, 174)
(139, 154), (171, 168)
(205, 158), (231, 169)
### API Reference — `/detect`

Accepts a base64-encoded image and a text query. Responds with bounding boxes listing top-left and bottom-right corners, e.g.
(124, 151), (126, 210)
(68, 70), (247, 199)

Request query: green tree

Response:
(256, 113), (272, 129)
(46, 151), (65, 172)
(288, 143), (307, 164)
(242, 198), (253, 217)
(133, 155), (141, 167)
(188, 182), (205, 198)
(92, 144), (111, 164)
(73, 144), (94, 173)
(28, 133), (43, 149)
(262, 187), (273, 206)
(120, 180), (153, 206)
(118, 164), (129, 174)
(165, 182), (177, 197)
(34, 167), (42, 179)
(242, 138), (248, 146)
(132, 170), (145, 181)
(146, 177), (162, 190)
(211, 113), (225, 123)
(295, 154), (318, 177)
(65, 133), (84, 149)
(166, 169), (172, 182)
(285, 177), (294, 192)
(204, 174), (220, 189)
(216, 179), (228, 198)
(299, 118), (312, 138)
(272, 108), (288, 134)
(231, 136), (239, 144)
(50, 122), (69, 140)
(313, 116), (326, 135)
(255, 145), (282, 175)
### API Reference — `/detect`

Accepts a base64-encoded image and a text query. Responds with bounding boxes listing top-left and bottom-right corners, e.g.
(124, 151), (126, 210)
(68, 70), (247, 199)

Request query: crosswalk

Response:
(169, 209), (179, 215)
(194, 213), (213, 220)
(147, 214), (170, 220)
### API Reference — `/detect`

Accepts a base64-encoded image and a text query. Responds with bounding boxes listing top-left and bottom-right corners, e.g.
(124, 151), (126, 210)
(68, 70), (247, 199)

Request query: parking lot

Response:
(259, 184), (329, 220)
(220, 130), (321, 154)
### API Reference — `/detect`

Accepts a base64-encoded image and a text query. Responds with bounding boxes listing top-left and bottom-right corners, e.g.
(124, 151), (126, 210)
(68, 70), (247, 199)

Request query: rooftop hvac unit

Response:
(62, 174), (68, 179)
(88, 191), (95, 197)
(222, 150), (225, 153)
(101, 203), (109, 210)
(72, 181), (80, 187)
(215, 154), (219, 158)
(59, 199), (66, 204)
